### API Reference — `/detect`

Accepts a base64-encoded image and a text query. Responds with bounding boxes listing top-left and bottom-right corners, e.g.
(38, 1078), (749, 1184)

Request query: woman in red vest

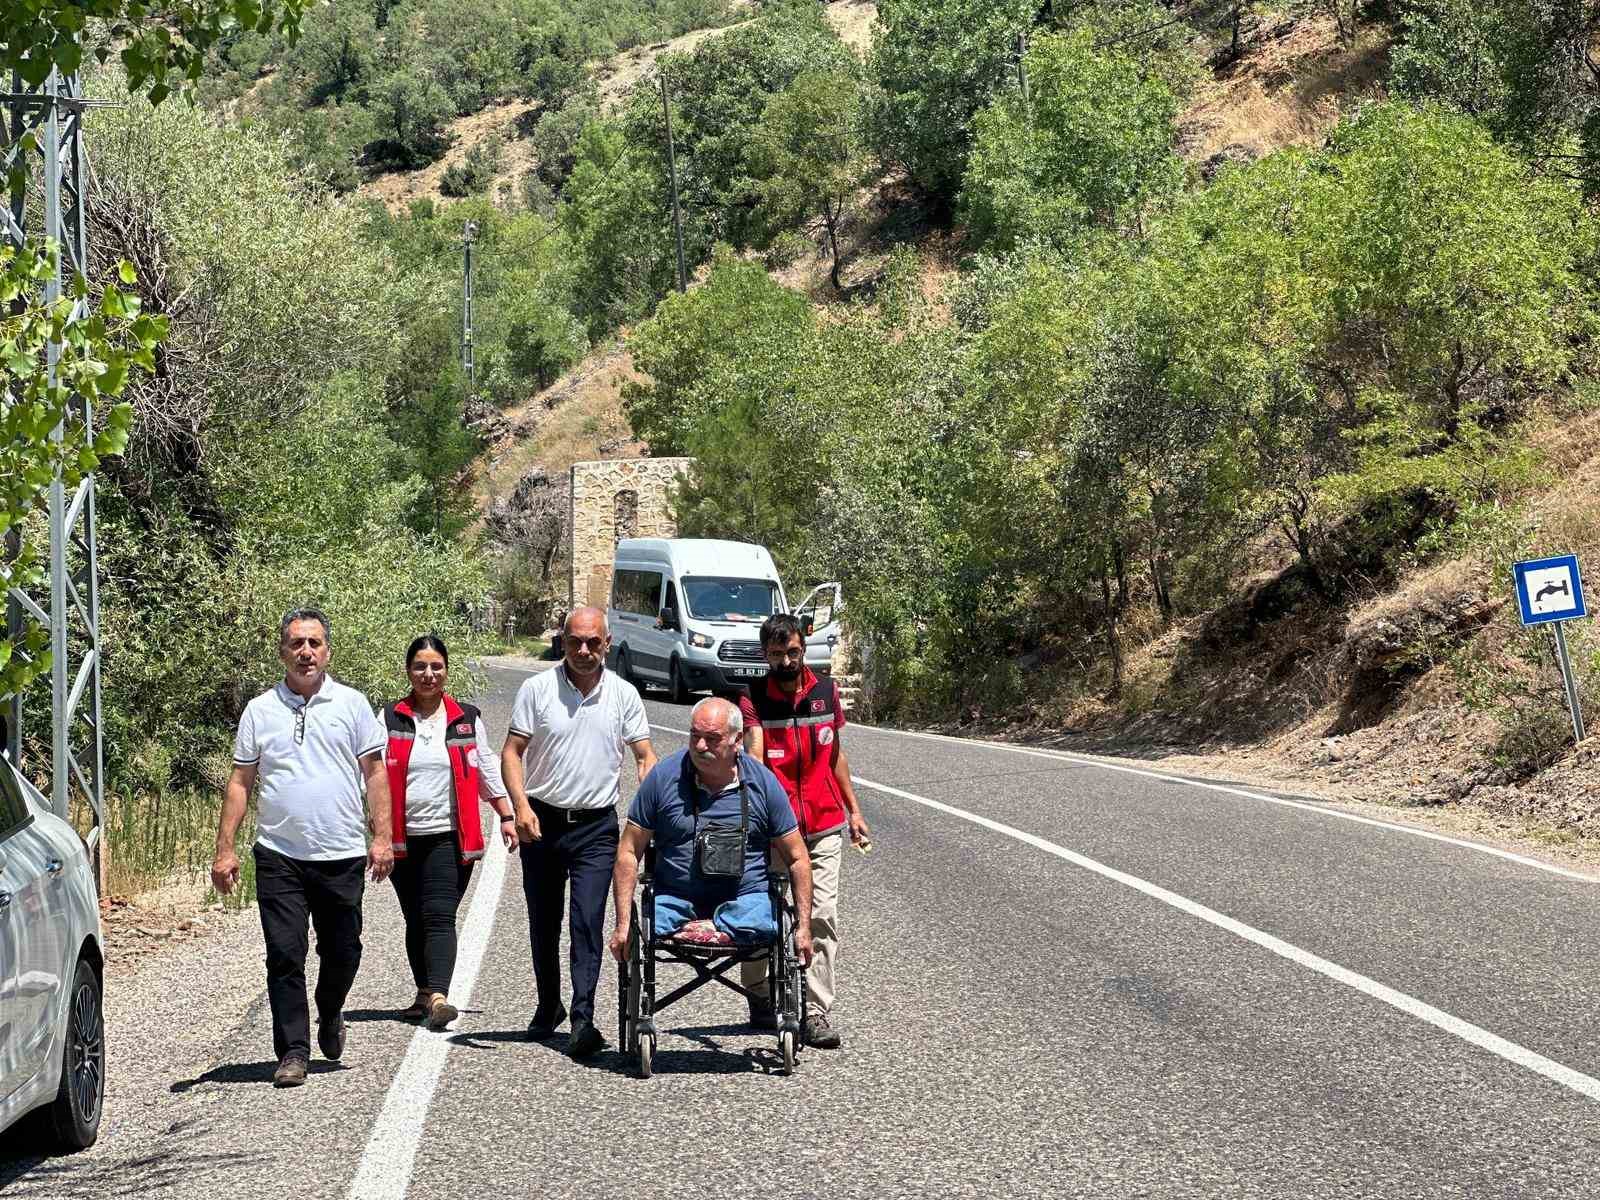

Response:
(382, 635), (514, 1030)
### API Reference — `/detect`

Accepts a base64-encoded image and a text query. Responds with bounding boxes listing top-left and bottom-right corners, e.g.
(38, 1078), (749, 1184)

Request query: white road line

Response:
(348, 831), (509, 1200)
(851, 772), (1600, 1103)
(847, 721), (1598, 883)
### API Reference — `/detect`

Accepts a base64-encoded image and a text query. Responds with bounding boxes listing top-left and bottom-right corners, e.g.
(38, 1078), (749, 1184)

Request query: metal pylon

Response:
(3, 65), (106, 881)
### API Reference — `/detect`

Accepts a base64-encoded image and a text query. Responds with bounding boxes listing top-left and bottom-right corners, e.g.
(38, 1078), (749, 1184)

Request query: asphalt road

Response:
(6, 661), (1600, 1198)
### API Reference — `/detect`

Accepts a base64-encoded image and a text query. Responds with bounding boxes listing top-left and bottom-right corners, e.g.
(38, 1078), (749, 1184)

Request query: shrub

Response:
(441, 134), (505, 196)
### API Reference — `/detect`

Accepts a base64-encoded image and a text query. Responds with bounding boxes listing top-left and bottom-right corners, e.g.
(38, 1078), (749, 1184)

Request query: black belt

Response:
(531, 797), (614, 823)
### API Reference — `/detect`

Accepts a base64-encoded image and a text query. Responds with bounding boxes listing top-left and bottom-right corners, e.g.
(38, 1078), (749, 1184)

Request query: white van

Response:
(606, 538), (842, 703)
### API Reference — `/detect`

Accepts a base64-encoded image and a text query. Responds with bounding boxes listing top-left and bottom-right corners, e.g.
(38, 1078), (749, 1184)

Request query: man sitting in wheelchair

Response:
(609, 697), (814, 1072)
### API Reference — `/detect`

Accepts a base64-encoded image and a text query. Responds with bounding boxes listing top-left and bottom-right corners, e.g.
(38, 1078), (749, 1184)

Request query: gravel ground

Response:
(6, 661), (1600, 1198)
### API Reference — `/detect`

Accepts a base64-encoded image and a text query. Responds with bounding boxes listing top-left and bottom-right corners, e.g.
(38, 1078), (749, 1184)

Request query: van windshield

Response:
(682, 577), (779, 623)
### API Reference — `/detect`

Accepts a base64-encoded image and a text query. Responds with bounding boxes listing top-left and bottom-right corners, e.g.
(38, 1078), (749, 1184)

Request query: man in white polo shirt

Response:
(212, 608), (393, 1088)
(502, 605), (656, 1059)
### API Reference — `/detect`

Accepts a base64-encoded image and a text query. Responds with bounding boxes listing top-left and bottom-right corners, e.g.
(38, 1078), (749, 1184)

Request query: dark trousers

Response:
(518, 803), (618, 1027)
(253, 844), (365, 1061)
(389, 831), (473, 994)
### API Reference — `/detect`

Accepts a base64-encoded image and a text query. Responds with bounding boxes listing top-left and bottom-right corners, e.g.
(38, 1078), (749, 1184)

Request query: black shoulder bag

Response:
(692, 776), (749, 879)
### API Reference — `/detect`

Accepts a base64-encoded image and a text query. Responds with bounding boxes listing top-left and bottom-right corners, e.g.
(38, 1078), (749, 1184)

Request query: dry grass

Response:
(823, 0), (877, 56)
(595, 6), (757, 111)
(1181, 15), (1391, 161)
(473, 344), (647, 508)
(362, 97), (542, 213)
(360, 1), (764, 211)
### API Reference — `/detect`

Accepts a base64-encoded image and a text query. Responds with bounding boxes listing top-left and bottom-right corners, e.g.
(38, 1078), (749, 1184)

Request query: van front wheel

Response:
(668, 657), (690, 705)
(616, 646), (637, 689)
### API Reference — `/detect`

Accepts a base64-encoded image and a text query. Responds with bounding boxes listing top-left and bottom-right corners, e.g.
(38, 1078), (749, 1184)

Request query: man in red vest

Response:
(737, 612), (871, 1049)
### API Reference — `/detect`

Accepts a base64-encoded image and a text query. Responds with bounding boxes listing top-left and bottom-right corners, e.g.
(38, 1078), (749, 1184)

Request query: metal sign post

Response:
(1513, 553), (1589, 745)
(1553, 621), (1586, 743)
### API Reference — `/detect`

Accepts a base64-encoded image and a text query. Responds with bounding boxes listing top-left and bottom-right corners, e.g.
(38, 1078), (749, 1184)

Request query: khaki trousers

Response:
(743, 830), (843, 1014)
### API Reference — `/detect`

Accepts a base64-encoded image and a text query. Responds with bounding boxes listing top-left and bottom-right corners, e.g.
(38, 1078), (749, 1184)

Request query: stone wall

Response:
(568, 457), (694, 610)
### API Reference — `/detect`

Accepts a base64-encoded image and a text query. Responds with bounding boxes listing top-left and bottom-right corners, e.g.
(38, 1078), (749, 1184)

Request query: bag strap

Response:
(686, 765), (750, 833)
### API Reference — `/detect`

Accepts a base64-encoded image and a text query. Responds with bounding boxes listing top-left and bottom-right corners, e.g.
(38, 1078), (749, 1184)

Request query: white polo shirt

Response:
(233, 675), (386, 861)
(508, 666), (650, 810)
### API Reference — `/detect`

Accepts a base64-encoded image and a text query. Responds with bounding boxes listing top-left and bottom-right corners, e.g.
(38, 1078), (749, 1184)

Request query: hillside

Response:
(178, 0), (1600, 871)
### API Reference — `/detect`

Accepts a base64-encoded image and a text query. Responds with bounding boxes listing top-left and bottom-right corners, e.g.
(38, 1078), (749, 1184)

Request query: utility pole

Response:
(1017, 30), (1030, 115)
(659, 73), (688, 295)
(461, 219), (478, 390)
(2, 61), (108, 889)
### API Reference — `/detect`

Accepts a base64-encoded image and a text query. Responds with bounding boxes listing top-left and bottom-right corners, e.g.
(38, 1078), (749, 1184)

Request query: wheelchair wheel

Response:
(637, 1030), (654, 1079)
(779, 1030), (796, 1076)
(620, 922), (643, 1049)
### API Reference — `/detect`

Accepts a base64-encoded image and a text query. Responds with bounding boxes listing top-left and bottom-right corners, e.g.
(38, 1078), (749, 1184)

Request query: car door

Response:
(613, 567), (669, 682)
(792, 582), (844, 671)
(0, 758), (50, 1100)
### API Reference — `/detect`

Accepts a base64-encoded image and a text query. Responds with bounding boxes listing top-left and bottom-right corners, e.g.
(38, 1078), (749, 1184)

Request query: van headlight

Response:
(688, 632), (713, 649)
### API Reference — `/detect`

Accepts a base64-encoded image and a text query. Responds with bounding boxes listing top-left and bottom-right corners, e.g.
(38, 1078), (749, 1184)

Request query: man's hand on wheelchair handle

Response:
(794, 923), (814, 969)
(609, 919), (630, 963)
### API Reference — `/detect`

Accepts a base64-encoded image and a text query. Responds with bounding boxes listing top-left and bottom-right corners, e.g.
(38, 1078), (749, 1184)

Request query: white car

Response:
(0, 750), (104, 1151)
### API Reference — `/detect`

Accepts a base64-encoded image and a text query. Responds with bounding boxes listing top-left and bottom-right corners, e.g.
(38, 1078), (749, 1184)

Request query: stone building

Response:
(567, 457), (693, 610)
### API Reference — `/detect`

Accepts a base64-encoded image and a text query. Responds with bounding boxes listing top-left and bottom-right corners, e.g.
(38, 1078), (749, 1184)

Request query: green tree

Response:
(506, 300), (587, 391)
(284, 0), (376, 105)
(0, 244), (163, 700)
(78, 75), (486, 797)
(623, 251), (812, 454)
(389, 366), (481, 537)
(1389, 0), (1600, 187)
(531, 92), (600, 190)
(748, 71), (869, 289)
(560, 120), (679, 335)
(372, 68), (455, 166)
(960, 29), (1182, 249)
(2, 0), (308, 103)
(866, 0), (1037, 207)
(623, 3), (856, 249)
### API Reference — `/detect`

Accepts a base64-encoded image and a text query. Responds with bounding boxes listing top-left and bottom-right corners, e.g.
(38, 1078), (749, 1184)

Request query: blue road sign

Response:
(1514, 554), (1587, 626)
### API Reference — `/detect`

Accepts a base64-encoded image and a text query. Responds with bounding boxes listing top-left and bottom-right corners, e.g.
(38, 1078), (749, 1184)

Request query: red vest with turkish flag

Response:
(383, 695), (487, 863)
(740, 667), (847, 838)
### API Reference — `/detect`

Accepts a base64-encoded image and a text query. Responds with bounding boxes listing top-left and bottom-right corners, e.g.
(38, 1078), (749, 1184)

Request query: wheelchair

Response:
(617, 845), (807, 1077)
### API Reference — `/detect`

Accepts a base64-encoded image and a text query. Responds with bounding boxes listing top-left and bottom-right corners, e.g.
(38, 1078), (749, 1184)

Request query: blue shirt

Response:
(626, 750), (798, 901)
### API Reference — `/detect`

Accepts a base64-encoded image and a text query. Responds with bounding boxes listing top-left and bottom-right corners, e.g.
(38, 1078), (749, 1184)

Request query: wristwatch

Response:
(499, 812), (516, 823)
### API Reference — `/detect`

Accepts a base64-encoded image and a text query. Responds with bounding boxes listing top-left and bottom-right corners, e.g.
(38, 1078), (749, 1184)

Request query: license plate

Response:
(729, 667), (766, 678)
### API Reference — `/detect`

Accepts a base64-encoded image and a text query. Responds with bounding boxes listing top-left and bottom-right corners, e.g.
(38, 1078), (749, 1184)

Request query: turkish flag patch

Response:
(811, 699), (826, 713)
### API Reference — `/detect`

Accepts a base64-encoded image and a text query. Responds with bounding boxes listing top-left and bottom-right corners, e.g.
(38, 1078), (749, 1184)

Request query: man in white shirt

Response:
(212, 608), (393, 1088)
(502, 605), (656, 1058)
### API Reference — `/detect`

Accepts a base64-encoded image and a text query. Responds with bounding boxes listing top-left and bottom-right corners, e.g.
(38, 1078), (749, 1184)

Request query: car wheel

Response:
(49, 956), (104, 1151)
(616, 646), (637, 689)
(668, 657), (690, 705)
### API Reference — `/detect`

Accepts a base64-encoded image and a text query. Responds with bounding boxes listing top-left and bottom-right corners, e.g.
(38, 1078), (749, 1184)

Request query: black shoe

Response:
(317, 1013), (346, 1061)
(527, 1003), (568, 1039)
(273, 1052), (309, 1087)
(801, 1013), (841, 1050)
(567, 1021), (606, 1060)
(748, 998), (778, 1031)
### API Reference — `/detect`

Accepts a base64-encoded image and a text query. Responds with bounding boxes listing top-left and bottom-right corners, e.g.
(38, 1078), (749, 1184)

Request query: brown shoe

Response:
(425, 995), (459, 1031)
(273, 1052), (309, 1088)
(400, 990), (430, 1022)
